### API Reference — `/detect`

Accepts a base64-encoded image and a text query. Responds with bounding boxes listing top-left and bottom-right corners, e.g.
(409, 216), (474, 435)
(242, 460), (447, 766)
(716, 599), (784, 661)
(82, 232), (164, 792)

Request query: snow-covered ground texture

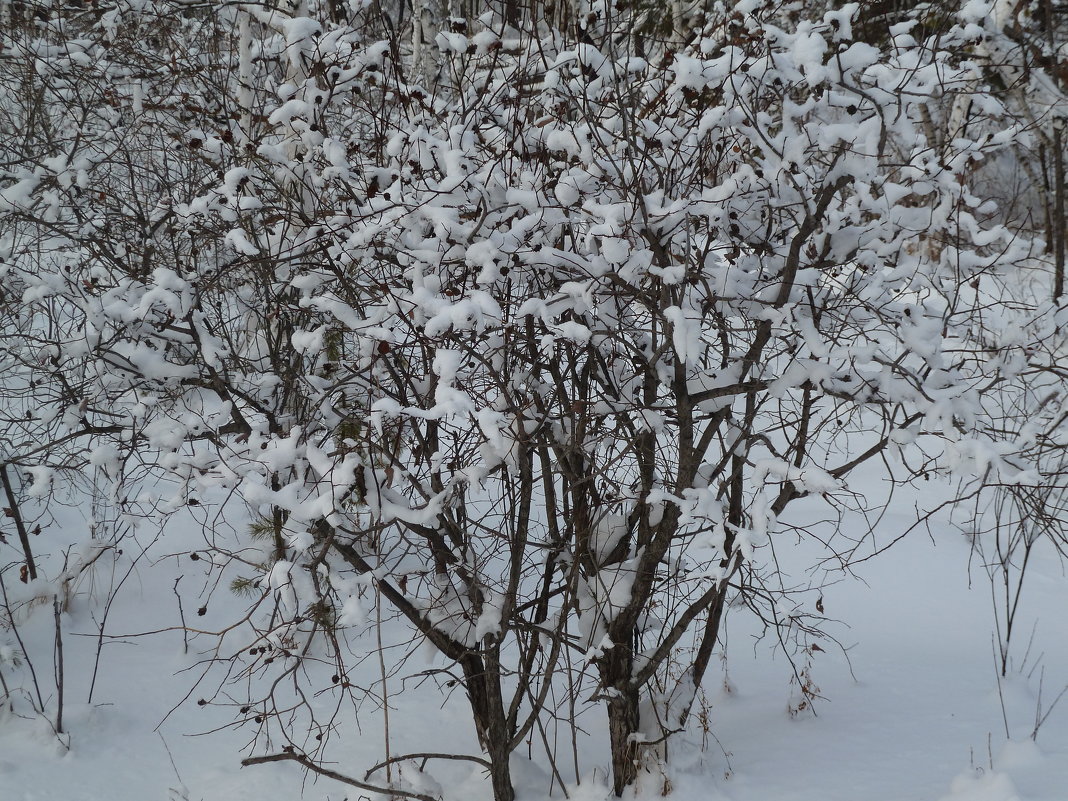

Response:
(4, 481), (1068, 801)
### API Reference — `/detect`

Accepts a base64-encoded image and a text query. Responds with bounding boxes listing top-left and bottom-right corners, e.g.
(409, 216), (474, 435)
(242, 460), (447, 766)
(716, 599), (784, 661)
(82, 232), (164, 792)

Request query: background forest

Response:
(3, 1), (1068, 799)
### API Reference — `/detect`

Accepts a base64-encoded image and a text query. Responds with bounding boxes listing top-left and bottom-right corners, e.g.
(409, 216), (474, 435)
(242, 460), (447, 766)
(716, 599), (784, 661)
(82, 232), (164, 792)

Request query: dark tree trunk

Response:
(606, 685), (641, 796)
(596, 637), (642, 797)
(1053, 123), (1065, 301)
(1, 464), (36, 581)
(461, 652), (515, 801)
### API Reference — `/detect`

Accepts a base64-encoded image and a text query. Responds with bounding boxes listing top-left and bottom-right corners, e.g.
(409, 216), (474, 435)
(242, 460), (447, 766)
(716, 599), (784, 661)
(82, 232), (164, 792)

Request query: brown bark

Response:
(1, 464), (36, 581)
(606, 681), (641, 796)
(1053, 123), (1065, 301)
(461, 652), (515, 801)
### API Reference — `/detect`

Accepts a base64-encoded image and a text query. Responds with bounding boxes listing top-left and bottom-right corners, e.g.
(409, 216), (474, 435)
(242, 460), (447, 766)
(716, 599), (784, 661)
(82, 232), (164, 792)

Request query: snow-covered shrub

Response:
(2, 1), (1068, 799)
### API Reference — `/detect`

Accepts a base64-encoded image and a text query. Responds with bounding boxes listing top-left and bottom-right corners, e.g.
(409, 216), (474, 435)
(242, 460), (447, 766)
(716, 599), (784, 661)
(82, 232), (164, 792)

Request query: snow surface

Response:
(4, 487), (1068, 801)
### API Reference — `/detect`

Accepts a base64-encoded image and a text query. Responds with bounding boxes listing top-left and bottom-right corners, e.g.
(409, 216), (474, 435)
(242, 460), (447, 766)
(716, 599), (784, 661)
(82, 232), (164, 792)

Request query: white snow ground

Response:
(3, 493), (1068, 801)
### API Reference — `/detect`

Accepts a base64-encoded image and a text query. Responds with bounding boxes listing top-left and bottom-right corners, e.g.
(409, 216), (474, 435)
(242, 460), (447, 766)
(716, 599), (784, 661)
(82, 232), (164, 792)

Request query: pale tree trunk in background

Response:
(412, 0), (445, 86)
(238, 9), (253, 139)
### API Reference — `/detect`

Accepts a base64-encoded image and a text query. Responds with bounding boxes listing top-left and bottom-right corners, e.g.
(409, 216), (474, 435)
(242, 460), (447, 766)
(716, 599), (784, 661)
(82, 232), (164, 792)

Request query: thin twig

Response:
(0, 565), (44, 712)
(375, 577), (391, 781)
(53, 597), (64, 734)
(173, 576), (189, 654)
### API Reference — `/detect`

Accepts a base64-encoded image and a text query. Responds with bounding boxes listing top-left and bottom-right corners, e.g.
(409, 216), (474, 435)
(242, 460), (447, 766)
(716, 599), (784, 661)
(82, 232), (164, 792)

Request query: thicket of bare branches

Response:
(2, 1), (1068, 799)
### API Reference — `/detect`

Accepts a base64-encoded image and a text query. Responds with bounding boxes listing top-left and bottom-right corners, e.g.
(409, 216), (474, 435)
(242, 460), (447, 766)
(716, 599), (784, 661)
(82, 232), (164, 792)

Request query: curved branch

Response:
(242, 751), (441, 801)
(364, 751), (491, 780)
